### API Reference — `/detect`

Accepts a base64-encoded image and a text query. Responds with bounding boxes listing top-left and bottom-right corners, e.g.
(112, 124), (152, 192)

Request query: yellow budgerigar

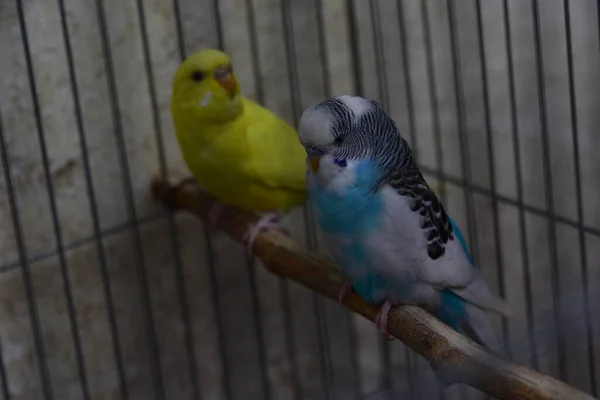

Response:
(170, 49), (307, 250)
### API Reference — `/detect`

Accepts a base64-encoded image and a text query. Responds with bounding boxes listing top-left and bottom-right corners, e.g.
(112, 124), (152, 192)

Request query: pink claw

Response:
(375, 301), (395, 341)
(338, 283), (352, 303)
(208, 201), (229, 230)
(243, 212), (288, 253)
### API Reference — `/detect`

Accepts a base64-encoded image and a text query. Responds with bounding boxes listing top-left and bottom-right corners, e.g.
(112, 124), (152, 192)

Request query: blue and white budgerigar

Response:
(298, 95), (512, 355)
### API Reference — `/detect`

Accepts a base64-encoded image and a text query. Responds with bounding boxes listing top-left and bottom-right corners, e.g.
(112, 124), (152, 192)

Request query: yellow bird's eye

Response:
(191, 71), (204, 82)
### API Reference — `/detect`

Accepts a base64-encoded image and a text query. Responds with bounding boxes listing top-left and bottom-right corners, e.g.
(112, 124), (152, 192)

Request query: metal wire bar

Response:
(242, 2), (287, 399)
(170, 1), (233, 398)
(474, 0), (511, 358)
(0, 113), (52, 398)
(346, 1), (378, 395)
(55, 0), (129, 396)
(501, 0), (538, 369)
(315, 296), (333, 395)
(5, 159), (600, 275)
(155, 178), (600, 400)
(135, 0), (201, 398)
(0, 213), (164, 273)
(395, 1), (419, 395)
(203, 6), (237, 396)
(279, 0), (333, 397)
(420, 3), (449, 397)
(473, 5), (511, 400)
(421, 166), (600, 237)
(201, 226), (234, 400)
(242, 0), (307, 397)
(447, 0), (480, 265)
(243, 256), (271, 400)
(5, 2), (600, 397)
(171, 0), (187, 60)
(346, 0), (363, 101)
(243, 0), (264, 104)
(315, 0), (363, 396)
(446, 4), (479, 396)
(211, 0), (224, 51)
(531, 0), (566, 380)
(94, 0), (165, 397)
(397, 0), (418, 159)
(421, 0), (448, 202)
(311, 276), (333, 400)
(280, 0), (333, 393)
(14, 0), (90, 397)
(0, 343), (9, 400)
(370, 1), (390, 110)
(238, 1), (283, 398)
(368, 2), (395, 396)
(278, 282), (302, 400)
(562, 0), (597, 393)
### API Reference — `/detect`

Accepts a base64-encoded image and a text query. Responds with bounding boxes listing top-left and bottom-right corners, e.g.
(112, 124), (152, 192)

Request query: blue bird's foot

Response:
(244, 212), (289, 253)
(375, 301), (395, 341)
(338, 283), (352, 303)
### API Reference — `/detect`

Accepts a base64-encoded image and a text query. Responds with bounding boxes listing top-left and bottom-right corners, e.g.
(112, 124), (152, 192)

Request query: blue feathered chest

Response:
(308, 185), (384, 236)
(308, 184), (389, 303)
(307, 162), (386, 237)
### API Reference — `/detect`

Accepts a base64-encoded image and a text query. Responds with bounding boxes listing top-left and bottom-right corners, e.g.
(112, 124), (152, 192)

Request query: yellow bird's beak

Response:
(215, 70), (238, 99)
(309, 156), (320, 173)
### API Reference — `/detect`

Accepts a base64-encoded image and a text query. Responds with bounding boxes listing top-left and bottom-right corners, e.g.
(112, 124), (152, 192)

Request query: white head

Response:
(298, 95), (412, 193)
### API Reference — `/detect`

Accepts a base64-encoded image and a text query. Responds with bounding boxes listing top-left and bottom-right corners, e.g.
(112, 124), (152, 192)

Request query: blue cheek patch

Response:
(308, 160), (385, 236)
(333, 158), (347, 167)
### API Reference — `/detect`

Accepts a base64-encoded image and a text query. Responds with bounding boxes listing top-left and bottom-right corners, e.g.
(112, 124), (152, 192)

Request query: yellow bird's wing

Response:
(242, 99), (307, 193)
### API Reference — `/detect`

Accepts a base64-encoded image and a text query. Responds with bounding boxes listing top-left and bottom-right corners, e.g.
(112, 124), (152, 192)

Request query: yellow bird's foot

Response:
(207, 201), (229, 230)
(375, 301), (395, 341)
(338, 283), (352, 304)
(243, 212), (289, 253)
(172, 176), (198, 191)
(162, 177), (198, 210)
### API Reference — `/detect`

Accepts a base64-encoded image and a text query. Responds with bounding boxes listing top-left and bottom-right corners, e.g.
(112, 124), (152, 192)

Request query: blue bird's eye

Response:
(334, 158), (347, 168)
(306, 146), (323, 156)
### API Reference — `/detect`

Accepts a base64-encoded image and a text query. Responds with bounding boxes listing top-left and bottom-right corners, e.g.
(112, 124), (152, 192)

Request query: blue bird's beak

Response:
(309, 157), (320, 173)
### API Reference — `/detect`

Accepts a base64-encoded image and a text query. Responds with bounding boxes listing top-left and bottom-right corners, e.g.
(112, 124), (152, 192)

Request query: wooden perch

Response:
(150, 177), (597, 400)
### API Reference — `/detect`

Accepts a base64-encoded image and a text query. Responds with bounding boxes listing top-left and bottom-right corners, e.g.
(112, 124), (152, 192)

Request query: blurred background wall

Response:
(0, 0), (599, 399)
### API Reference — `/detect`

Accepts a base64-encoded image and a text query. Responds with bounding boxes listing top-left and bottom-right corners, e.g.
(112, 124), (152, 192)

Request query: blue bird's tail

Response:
(442, 216), (510, 357)
(437, 289), (506, 358)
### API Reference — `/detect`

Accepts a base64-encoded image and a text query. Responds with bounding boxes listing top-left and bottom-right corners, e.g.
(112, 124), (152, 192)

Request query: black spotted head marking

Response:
(298, 95), (415, 176)
(298, 95), (371, 148)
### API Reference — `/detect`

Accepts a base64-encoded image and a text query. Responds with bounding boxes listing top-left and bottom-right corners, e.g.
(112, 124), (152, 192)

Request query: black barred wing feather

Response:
(387, 169), (454, 261)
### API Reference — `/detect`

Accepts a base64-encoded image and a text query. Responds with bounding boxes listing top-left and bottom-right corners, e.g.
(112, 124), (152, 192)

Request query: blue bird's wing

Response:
(386, 169), (474, 288)
(386, 169), (512, 317)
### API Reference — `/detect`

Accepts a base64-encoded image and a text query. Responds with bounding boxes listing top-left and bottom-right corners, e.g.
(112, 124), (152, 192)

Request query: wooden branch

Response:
(150, 177), (597, 400)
